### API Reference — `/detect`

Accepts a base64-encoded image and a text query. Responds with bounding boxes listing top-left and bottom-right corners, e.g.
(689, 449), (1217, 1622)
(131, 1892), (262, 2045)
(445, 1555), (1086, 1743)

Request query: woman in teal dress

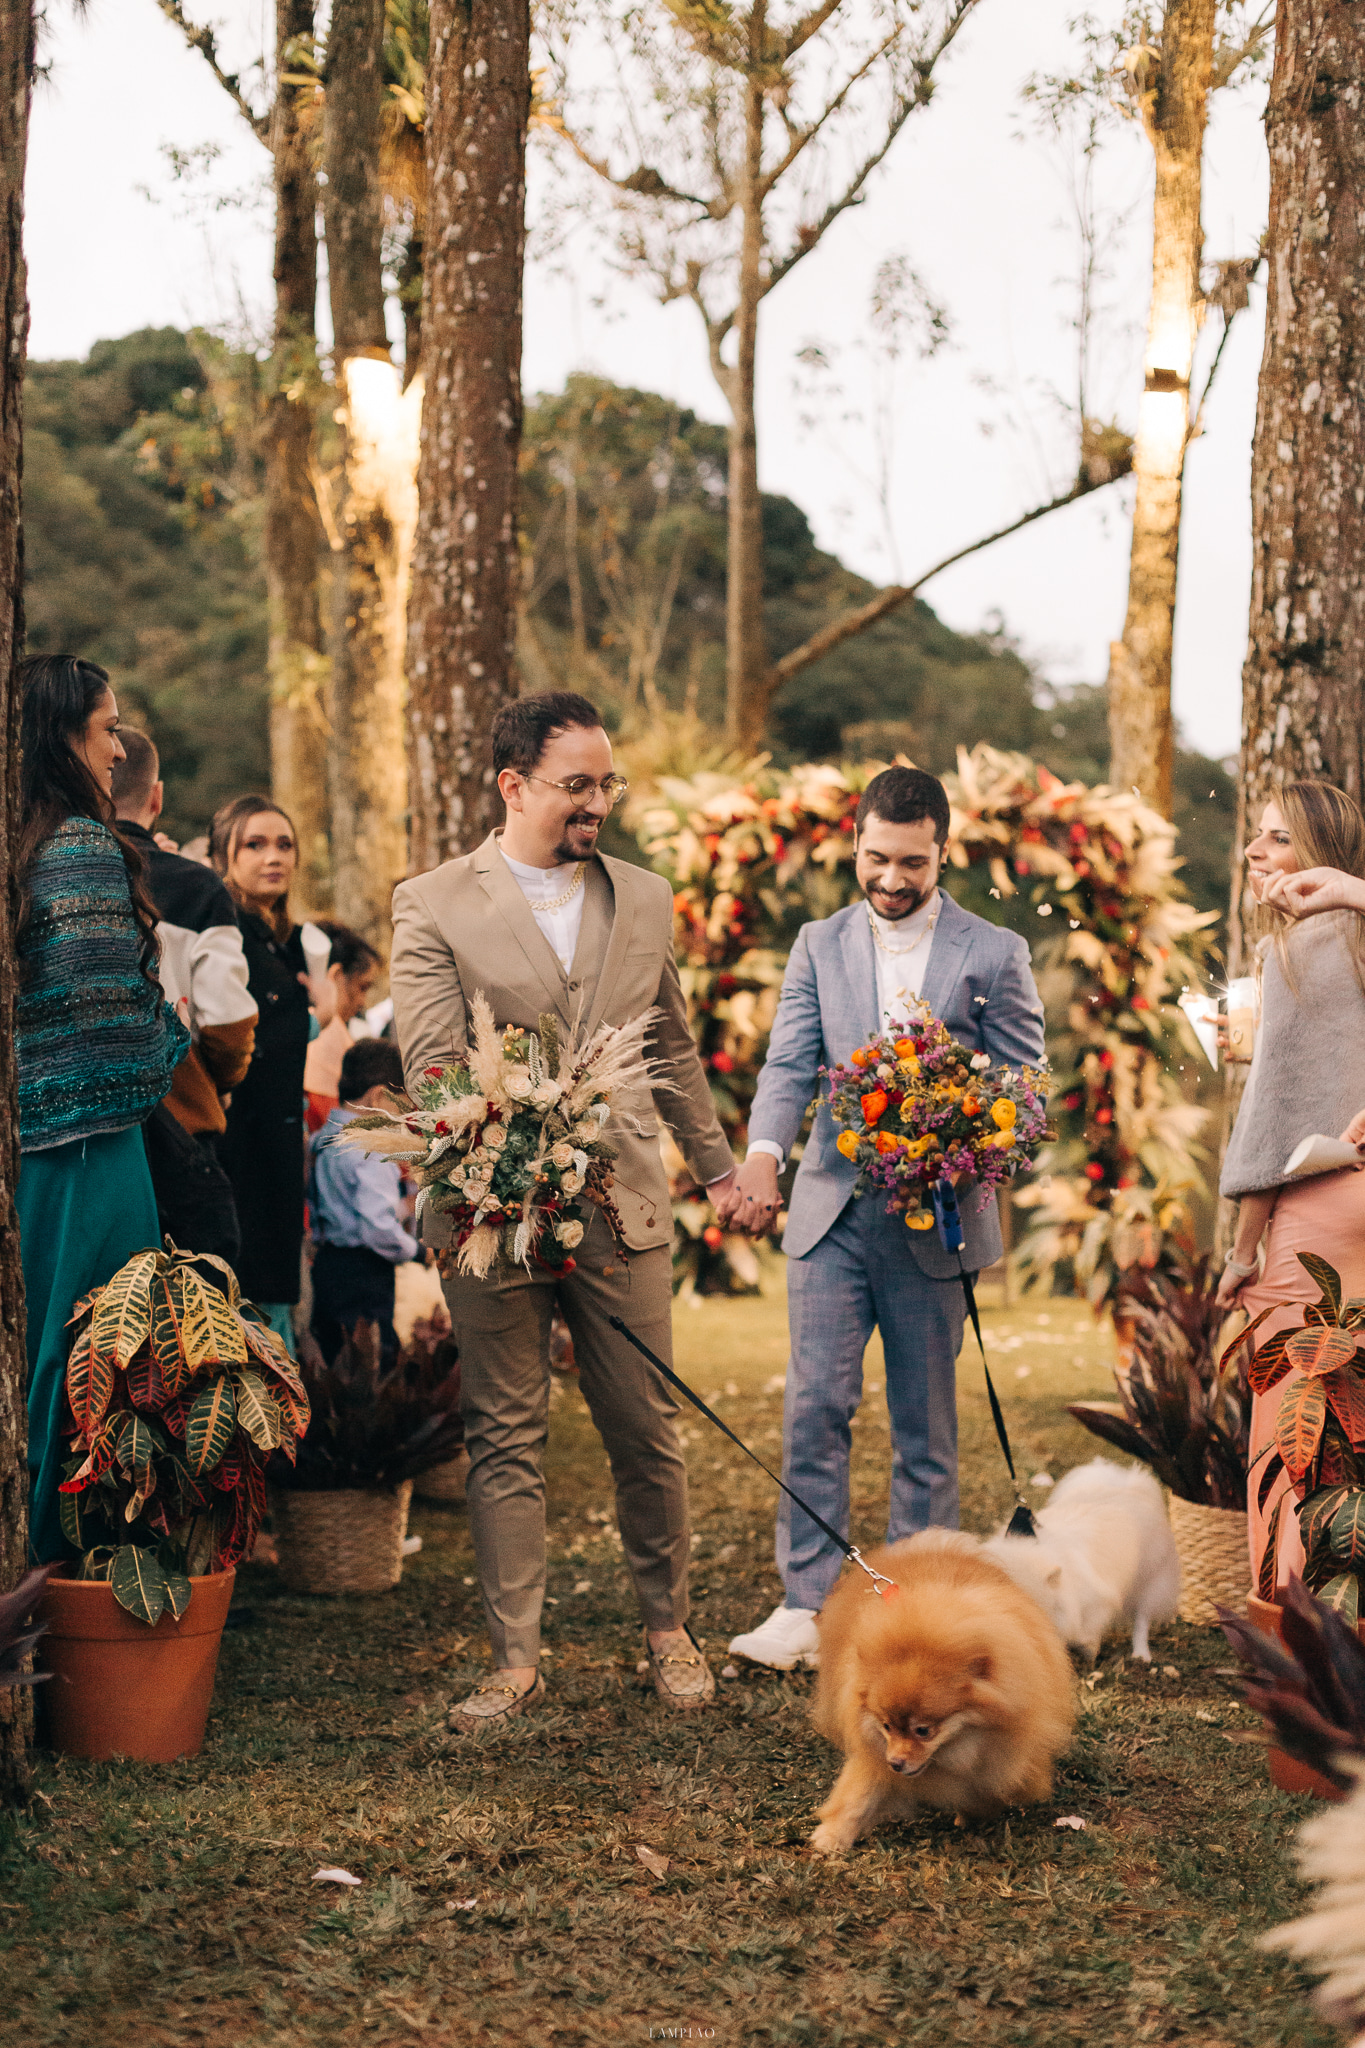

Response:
(16, 656), (189, 1562)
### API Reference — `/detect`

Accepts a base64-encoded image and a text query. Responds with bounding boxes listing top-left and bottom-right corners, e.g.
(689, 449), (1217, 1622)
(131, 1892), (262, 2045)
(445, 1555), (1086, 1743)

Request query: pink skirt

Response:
(1241, 1169), (1365, 1592)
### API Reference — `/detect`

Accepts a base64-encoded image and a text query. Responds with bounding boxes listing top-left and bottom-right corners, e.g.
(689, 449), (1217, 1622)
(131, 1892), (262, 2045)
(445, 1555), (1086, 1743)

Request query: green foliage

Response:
(59, 1245), (309, 1621)
(24, 326), (269, 841)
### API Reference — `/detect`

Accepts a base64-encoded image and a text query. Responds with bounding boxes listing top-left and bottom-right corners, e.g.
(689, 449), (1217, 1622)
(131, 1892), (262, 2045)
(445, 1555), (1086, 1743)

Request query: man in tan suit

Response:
(390, 691), (738, 1729)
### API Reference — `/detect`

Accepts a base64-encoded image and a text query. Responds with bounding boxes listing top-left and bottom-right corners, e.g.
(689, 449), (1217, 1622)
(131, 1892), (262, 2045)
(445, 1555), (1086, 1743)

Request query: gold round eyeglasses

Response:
(526, 772), (630, 808)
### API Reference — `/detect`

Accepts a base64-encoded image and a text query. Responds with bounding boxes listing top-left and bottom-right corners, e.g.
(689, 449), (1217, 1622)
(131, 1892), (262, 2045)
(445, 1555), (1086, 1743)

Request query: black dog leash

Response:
(606, 1315), (899, 1599)
(931, 1180), (1036, 1539)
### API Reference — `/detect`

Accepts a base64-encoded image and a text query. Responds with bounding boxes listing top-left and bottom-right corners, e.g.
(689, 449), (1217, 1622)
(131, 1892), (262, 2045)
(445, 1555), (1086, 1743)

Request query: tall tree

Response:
(1106, 0), (1218, 817)
(549, 0), (981, 751)
(265, 0), (330, 909)
(406, 0), (529, 872)
(0, 0), (31, 1805)
(1235, 0), (1365, 956)
(322, 0), (415, 943)
(155, 0), (331, 903)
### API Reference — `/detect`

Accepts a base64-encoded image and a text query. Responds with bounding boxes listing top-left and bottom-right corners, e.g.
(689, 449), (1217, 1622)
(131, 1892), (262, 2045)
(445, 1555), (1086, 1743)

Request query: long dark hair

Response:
(209, 794), (299, 939)
(17, 655), (160, 977)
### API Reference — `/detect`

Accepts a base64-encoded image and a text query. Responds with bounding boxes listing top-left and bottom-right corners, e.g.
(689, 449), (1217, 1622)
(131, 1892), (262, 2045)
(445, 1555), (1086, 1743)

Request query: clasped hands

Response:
(712, 1155), (781, 1237)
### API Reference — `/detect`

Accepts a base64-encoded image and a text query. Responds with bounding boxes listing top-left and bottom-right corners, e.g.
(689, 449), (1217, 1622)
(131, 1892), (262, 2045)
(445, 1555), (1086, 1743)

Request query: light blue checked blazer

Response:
(748, 891), (1046, 1275)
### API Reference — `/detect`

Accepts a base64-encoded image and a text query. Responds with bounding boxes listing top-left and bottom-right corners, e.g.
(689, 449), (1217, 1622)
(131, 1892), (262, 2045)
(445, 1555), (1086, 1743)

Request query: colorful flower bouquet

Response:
(342, 994), (661, 1279)
(824, 1001), (1049, 1230)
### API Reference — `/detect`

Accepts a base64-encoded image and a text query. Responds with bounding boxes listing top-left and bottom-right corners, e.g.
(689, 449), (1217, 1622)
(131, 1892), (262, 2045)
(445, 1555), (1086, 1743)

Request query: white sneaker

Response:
(728, 1602), (820, 1670)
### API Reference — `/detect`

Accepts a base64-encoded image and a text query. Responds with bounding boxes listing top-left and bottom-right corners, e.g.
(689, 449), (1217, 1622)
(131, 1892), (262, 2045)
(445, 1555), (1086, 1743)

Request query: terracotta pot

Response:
(1245, 1592), (1356, 1801)
(36, 1567), (235, 1762)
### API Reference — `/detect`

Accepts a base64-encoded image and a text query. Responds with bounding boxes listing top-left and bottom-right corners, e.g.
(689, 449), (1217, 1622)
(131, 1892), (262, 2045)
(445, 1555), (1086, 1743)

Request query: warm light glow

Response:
(1135, 385), (1187, 465)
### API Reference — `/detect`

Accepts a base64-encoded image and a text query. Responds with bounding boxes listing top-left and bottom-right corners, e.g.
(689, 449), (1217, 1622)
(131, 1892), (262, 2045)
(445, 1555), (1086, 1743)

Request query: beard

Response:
(554, 812), (602, 865)
(866, 877), (933, 921)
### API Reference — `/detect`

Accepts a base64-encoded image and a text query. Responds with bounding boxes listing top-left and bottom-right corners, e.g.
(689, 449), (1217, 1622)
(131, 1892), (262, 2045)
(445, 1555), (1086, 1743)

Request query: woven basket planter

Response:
(271, 1480), (413, 1595)
(1167, 1494), (1251, 1624)
(414, 1448), (470, 1504)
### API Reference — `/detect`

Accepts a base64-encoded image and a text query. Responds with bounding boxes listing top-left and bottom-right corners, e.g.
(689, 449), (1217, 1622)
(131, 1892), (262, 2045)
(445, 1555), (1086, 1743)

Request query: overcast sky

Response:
(26, 0), (1269, 763)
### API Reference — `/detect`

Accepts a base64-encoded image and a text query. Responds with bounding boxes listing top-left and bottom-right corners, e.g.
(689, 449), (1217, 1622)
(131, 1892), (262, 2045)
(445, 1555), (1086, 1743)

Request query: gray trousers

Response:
(778, 1193), (965, 1610)
(442, 1209), (690, 1666)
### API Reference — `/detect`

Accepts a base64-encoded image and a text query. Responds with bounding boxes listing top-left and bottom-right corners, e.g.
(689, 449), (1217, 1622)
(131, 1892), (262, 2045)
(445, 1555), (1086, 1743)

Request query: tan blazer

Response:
(389, 832), (734, 1251)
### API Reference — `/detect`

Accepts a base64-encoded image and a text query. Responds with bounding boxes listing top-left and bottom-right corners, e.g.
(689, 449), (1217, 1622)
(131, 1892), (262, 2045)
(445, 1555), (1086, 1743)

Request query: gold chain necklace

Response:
(867, 900), (939, 955)
(535, 863), (586, 912)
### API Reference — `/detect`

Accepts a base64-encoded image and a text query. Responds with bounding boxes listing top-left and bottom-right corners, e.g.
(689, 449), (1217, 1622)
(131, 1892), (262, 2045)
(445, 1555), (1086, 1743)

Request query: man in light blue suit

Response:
(718, 766), (1045, 1670)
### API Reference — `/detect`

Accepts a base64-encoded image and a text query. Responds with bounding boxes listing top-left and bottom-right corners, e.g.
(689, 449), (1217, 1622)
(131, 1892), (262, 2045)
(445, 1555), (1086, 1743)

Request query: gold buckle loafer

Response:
(448, 1671), (545, 1734)
(646, 1628), (716, 1711)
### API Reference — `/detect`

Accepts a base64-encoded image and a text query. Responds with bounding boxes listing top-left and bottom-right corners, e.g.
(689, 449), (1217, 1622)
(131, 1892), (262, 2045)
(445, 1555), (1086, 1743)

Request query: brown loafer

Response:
(646, 1627), (715, 1710)
(448, 1671), (545, 1734)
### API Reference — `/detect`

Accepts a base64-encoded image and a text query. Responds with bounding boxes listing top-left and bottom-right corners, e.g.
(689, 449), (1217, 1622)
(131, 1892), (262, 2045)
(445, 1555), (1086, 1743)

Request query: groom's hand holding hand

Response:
(716, 1153), (781, 1235)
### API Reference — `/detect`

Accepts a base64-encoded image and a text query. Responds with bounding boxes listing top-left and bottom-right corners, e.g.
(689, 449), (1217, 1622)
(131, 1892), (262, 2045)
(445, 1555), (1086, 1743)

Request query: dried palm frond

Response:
(1263, 1760), (1365, 2044)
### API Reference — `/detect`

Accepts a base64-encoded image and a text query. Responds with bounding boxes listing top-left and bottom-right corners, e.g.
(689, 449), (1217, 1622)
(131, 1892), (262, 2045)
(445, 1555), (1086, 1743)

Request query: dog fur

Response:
(809, 1530), (1076, 1856)
(982, 1457), (1180, 1664)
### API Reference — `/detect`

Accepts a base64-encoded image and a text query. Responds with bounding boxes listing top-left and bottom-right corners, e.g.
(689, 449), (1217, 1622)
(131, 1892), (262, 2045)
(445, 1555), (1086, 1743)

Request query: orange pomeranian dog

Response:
(809, 1530), (1076, 1856)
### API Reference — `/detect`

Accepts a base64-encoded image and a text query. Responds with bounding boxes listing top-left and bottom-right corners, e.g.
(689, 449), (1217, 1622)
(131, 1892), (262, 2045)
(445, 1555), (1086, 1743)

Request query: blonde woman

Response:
(1218, 782), (1365, 1592)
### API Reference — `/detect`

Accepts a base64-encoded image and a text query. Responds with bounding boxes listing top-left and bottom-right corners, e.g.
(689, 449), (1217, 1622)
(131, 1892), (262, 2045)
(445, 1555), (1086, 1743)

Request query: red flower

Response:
(1062, 1092), (1082, 1110)
(1131, 995), (1150, 1011)
(703, 1226), (724, 1250)
(1084, 1162), (1105, 1182)
(424, 1066), (443, 1078)
(717, 972), (737, 995)
(1097, 1050), (1114, 1070)
(1014, 859), (1029, 876)
(772, 835), (787, 861)
(840, 816), (855, 833)
(860, 1088), (889, 1125)
(1069, 822), (1087, 845)
(1095, 1107), (1113, 1125)
(711, 1051), (735, 1074)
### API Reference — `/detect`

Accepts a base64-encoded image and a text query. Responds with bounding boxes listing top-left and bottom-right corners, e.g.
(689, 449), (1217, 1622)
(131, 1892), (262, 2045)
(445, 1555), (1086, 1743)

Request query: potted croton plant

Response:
(37, 1244), (309, 1762)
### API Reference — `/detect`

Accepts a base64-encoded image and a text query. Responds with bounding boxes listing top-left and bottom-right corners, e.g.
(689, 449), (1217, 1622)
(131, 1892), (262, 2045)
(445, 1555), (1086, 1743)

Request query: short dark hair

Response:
(313, 918), (381, 979)
(855, 766), (951, 847)
(491, 691), (603, 777)
(111, 727), (159, 815)
(340, 1038), (406, 1103)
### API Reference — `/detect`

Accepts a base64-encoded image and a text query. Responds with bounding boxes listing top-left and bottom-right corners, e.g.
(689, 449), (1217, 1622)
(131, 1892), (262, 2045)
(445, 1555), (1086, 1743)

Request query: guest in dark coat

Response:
(209, 794), (312, 1351)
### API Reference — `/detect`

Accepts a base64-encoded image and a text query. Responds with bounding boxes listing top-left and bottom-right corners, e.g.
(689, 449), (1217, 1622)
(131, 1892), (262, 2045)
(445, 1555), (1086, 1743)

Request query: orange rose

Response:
(850, 1048), (871, 1069)
(836, 1130), (861, 1160)
(875, 1131), (901, 1155)
(860, 1089), (889, 1124)
(905, 1211), (935, 1231)
(962, 1096), (982, 1117)
(893, 1037), (917, 1060)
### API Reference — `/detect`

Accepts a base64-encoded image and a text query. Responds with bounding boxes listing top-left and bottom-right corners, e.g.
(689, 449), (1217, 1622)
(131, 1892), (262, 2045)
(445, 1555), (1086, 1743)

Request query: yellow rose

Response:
(991, 1099), (1017, 1129)
(905, 1135), (934, 1158)
(992, 1129), (1016, 1149)
(836, 1130), (861, 1160)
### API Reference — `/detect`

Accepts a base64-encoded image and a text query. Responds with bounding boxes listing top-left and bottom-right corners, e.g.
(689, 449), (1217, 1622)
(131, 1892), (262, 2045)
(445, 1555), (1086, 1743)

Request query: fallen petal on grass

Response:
(635, 1845), (670, 1880)
(312, 1867), (361, 1886)
(1054, 1817), (1087, 1831)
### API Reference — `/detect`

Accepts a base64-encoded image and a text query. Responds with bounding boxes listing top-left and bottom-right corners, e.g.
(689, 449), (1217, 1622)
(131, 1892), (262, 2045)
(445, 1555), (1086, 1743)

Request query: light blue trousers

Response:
(777, 1193), (965, 1609)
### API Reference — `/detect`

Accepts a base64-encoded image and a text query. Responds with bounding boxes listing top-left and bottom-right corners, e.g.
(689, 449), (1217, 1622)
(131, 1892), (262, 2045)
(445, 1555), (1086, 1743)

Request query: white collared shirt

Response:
(869, 887), (941, 1032)
(500, 848), (586, 974)
(748, 889), (941, 1172)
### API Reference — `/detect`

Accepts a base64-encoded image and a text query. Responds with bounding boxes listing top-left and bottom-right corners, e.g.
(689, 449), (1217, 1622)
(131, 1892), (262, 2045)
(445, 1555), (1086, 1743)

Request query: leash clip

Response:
(848, 1547), (899, 1599)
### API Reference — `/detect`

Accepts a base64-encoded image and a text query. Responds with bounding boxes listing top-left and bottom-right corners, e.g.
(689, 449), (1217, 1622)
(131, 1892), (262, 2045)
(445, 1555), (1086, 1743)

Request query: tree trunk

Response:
(1233, 0), (1365, 964)
(405, 0), (529, 875)
(266, 0), (330, 914)
(0, 0), (31, 1805)
(1107, 0), (1217, 817)
(322, 0), (410, 947)
(724, 21), (769, 754)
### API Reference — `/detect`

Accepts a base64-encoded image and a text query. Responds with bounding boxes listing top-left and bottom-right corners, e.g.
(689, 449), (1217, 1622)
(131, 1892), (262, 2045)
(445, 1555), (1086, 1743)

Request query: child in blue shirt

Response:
(308, 1038), (421, 1363)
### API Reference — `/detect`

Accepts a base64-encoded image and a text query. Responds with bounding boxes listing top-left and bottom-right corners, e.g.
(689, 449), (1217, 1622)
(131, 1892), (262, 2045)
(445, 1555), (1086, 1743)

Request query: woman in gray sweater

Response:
(1218, 781), (1365, 1592)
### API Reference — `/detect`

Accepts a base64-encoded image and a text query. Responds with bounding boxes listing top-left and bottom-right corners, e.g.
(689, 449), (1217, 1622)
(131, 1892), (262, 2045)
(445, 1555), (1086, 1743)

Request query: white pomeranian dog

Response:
(982, 1458), (1180, 1664)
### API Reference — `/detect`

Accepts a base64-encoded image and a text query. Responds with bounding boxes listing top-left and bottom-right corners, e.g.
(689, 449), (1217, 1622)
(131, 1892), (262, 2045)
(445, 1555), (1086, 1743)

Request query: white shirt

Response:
(500, 848), (586, 974)
(748, 890), (941, 1172)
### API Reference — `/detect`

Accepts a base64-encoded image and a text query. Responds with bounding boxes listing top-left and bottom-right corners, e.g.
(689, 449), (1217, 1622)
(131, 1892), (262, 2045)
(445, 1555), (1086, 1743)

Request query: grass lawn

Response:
(0, 1273), (1335, 2047)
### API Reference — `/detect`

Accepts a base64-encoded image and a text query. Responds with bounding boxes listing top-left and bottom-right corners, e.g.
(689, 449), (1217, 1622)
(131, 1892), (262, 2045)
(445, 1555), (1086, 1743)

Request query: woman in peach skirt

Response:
(1217, 782), (1365, 1591)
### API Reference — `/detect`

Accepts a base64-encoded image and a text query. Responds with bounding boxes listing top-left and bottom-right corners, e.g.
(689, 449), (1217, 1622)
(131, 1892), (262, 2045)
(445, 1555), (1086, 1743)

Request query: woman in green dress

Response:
(16, 656), (189, 1562)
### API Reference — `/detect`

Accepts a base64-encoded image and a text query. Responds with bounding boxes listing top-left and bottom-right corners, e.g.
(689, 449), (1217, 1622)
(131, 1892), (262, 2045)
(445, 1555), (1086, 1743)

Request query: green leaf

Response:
(160, 1568), (192, 1620)
(110, 1545), (169, 1626)
(185, 1377), (237, 1476)
(1300, 1484), (1353, 1554)
(176, 1250), (241, 1310)
(177, 1266), (249, 1369)
(1330, 1491), (1365, 1568)
(1298, 1251), (1344, 1319)
(1258, 1496), (1282, 1603)
(1317, 1573), (1362, 1629)
(149, 1274), (194, 1396)
(66, 1327), (114, 1436)
(232, 1369), (282, 1452)
(115, 1413), (156, 1478)
(89, 1248), (161, 1368)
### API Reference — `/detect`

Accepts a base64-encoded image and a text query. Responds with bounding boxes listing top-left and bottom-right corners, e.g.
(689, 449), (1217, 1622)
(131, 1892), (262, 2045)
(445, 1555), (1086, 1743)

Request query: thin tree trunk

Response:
(0, 0), (31, 1806)
(1232, 0), (1365, 966)
(322, 0), (410, 947)
(725, 18), (769, 753)
(1107, 0), (1216, 817)
(266, 0), (329, 914)
(406, 0), (529, 874)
